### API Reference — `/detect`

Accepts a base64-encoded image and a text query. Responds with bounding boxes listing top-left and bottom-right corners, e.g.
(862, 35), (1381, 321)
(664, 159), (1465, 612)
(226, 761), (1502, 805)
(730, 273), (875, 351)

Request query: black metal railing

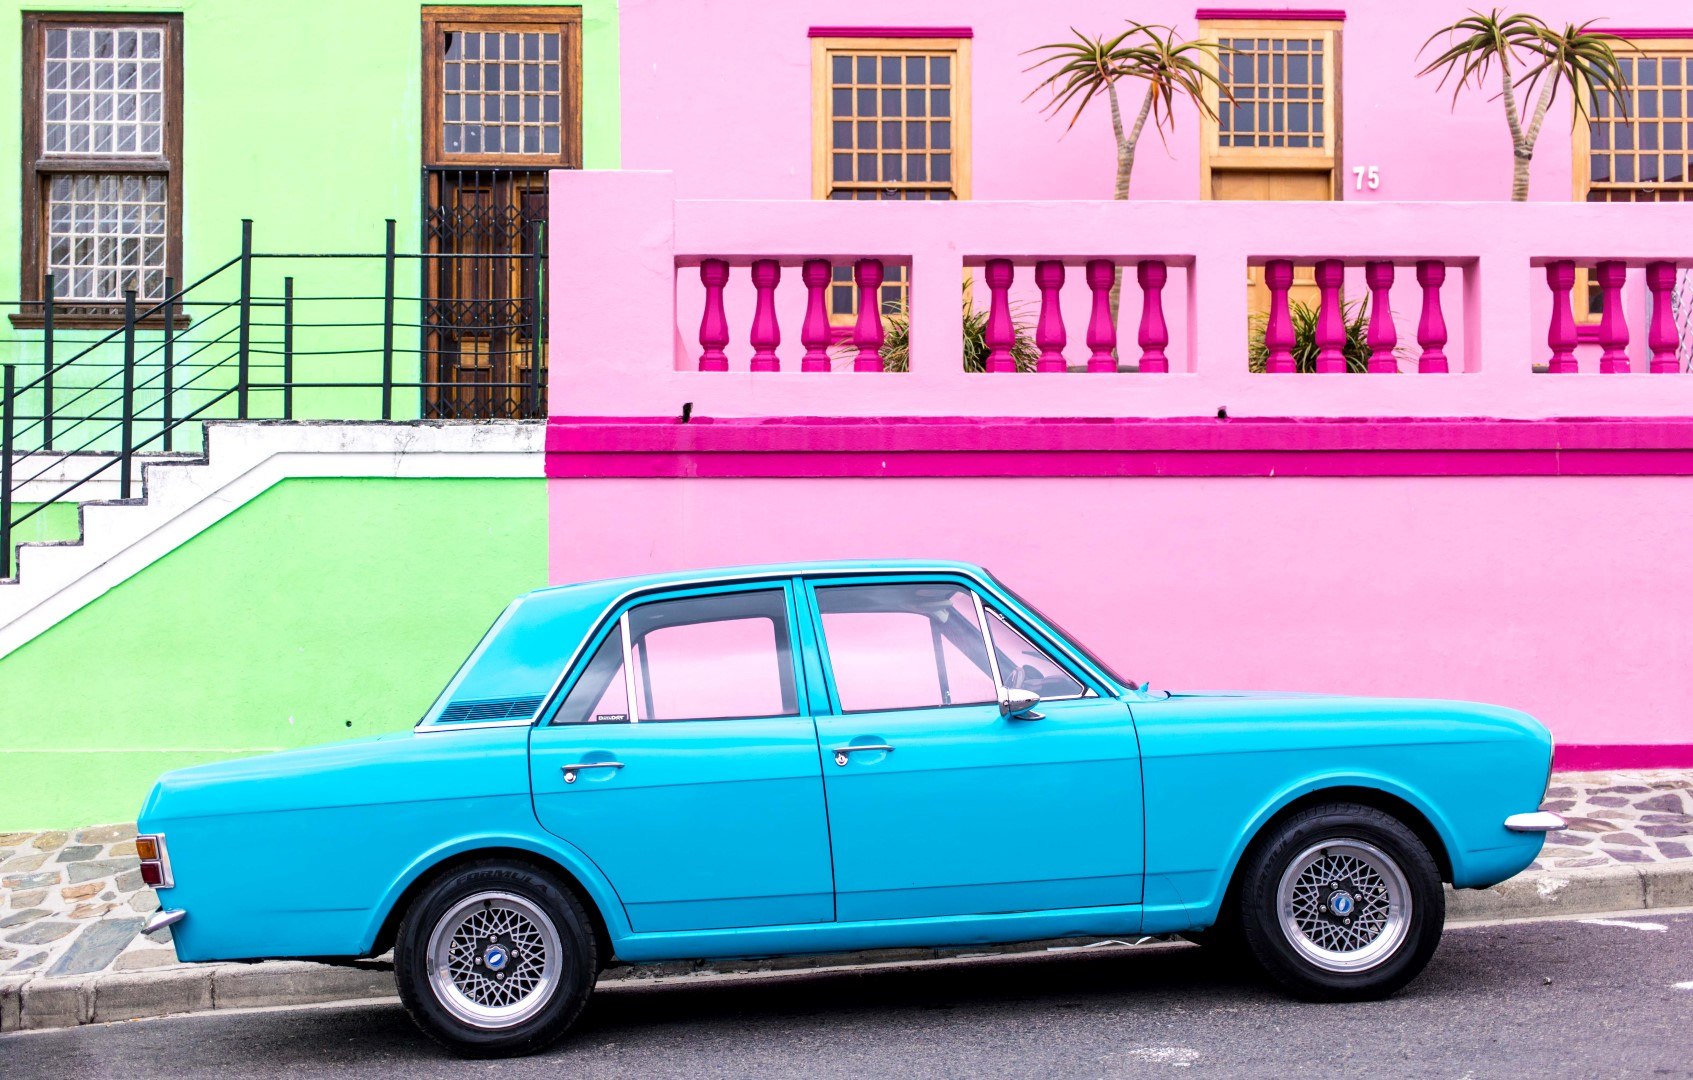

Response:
(0, 217), (548, 578)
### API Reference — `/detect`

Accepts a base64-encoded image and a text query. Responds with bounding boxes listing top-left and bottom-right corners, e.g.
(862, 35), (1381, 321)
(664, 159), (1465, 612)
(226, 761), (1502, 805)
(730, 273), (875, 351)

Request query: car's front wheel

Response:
(395, 860), (597, 1056)
(1236, 803), (1444, 1001)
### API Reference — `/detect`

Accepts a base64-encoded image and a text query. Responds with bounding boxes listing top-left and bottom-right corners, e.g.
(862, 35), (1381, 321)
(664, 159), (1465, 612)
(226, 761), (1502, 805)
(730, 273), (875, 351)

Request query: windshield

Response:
(992, 577), (1138, 691)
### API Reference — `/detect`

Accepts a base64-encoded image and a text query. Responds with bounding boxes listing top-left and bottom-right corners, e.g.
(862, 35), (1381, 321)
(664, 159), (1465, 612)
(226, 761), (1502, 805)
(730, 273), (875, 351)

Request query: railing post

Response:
(282, 276), (295, 420)
(1263, 259), (1296, 373)
(851, 259), (885, 372)
(121, 288), (136, 500)
(1545, 260), (1578, 374)
(1596, 260), (1630, 373)
(697, 259), (731, 371)
(1085, 259), (1117, 372)
(161, 276), (176, 451)
(41, 273), (54, 452)
(237, 218), (252, 419)
(2, 364), (14, 580)
(983, 259), (1016, 373)
(1647, 261), (1679, 374)
(1137, 260), (1170, 373)
(528, 220), (546, 415)
(1313, 259), (1347, 373)
(1364, 261), (1397, 373)
(1415, 259), (1449, 374)
(800, 259), (833, 372)
(748, 259), (782, 372)
(1034, 261), (1067, 372)
(381, 218), (396, 419)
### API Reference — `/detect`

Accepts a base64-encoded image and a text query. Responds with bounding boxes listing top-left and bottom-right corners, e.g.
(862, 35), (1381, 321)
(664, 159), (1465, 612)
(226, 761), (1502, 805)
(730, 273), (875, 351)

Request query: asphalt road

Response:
(7, 911), (1693, 1079)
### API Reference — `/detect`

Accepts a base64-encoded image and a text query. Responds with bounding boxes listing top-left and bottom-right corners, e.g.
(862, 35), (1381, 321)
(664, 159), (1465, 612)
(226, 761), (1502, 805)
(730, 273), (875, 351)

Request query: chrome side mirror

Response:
(1000, 687), (1045, 721)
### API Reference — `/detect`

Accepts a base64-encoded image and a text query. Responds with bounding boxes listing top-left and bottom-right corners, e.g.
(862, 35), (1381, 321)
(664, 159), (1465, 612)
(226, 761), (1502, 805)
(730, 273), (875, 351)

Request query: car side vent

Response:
(438, 696), (545, 723)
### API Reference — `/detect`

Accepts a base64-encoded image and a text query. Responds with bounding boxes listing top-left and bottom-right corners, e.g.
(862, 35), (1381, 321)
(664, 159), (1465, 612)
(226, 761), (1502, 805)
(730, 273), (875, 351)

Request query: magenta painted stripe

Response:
(1554, 744), (1693, 771)
(809, 26), (974, 39)
(1195, 8), (1346, 21)
(546, 416), (1693, 479)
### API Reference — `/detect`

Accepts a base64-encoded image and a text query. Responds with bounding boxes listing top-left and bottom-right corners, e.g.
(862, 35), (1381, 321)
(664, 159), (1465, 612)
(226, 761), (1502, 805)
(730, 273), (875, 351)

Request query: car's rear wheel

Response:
(1236, 803), (1443, 1001)
(396, 860), (597, 1056)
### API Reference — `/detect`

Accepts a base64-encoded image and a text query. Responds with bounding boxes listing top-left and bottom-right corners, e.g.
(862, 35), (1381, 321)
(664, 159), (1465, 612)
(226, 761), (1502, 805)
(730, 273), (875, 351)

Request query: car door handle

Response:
(561, 761), (624, 784)
(831, 744), (895, 766)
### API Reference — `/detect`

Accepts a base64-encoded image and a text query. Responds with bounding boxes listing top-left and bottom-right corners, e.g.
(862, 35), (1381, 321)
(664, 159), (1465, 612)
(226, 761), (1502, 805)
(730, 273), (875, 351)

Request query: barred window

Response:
(1584, 49), (1693, 202)
(424, 7), (582, 167)
(16, 14), (181, 325)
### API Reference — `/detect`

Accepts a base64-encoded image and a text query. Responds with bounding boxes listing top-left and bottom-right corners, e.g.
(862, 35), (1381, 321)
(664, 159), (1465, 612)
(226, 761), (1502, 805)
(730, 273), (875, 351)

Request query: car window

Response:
(629, 589), (798, 721)
(552, 632), (631, 725)
(985, 609), (1086, 699)
(815, 583), (998, 713)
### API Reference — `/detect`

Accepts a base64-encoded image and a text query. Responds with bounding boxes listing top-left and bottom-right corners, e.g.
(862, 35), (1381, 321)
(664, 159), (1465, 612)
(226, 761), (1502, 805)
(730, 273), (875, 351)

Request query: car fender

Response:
(359, 828), (634, 953)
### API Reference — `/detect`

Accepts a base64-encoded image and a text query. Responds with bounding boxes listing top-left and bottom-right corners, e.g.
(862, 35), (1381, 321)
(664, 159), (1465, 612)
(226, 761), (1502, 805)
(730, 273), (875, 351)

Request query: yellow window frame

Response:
(1198, 18), (1343, 199)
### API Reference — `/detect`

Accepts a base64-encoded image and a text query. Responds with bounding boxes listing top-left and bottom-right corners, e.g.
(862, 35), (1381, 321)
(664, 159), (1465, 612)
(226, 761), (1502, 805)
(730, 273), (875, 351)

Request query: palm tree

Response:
(1418, 10), (1630, 201)
(1025, 24), (1229, 313)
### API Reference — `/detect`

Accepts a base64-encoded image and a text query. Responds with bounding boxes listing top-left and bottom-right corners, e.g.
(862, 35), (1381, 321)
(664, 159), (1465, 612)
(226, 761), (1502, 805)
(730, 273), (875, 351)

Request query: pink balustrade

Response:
(565, 174), (1692, 415)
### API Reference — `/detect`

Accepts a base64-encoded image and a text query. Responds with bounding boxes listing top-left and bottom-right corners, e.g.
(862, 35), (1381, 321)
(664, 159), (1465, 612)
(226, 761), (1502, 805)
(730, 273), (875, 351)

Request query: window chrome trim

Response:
(979, 604), (1090, 703)
(970, 588), (1007, 694)
(416, 565), (1120, 733)
(619, 611), (640, 724)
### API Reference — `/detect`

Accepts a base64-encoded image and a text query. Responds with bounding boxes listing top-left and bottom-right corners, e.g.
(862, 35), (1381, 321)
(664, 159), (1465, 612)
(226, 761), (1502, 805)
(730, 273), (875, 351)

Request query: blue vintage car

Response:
(136, 560), (1563, 1055)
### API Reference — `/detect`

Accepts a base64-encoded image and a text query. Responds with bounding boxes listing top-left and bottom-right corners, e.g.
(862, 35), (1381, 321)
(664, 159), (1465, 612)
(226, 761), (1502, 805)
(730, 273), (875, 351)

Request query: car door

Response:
(530, 583), (835, 933)
(804, 576), (1145, 923)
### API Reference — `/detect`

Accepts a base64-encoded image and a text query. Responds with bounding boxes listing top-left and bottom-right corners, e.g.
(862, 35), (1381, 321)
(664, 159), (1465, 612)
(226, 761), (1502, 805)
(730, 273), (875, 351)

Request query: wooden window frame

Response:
(1198, 18), (1343, 200)
(14, 12), (184, 329)
(1572, 36), (1693, 324)
(809, 35), (973, 201)
(421, 5), (583, 170)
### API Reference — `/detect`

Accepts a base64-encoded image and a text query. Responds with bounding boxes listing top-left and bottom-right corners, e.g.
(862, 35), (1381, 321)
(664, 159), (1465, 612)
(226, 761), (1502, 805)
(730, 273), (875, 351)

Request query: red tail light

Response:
(136, 833), (174, 889)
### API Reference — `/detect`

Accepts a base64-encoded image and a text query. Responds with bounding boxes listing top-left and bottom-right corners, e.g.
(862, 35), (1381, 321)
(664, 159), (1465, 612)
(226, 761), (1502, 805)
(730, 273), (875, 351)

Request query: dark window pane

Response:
(882, 121), (902, 148)
(882, 153), (903, 181)
(933, 154), (950, 183)
(856, 55), (875, 83)
(907, 122), (926, 149)
(832, 55), (850, 83)
(906, 56), (925, 83)
(857, 152), (877, 180)
(931, 56), (950, 84)
(882, 88), (901, 116)
(857, 88), (877, 116)
(931, 88), (951, 117)
(882, 56), (901, 84)
(833, 87), (851, 115)
(932, 121), (951, 150)
(908, 154), (927, 181)
(833, 153), (851, 181)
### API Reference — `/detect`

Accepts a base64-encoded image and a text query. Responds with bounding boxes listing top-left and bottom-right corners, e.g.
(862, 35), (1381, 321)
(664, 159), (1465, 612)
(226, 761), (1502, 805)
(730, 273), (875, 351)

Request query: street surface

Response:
(6, 910), (1692, 1078)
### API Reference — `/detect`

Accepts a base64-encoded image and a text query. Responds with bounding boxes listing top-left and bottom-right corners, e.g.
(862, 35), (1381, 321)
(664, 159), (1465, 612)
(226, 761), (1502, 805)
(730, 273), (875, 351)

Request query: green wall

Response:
(0, 475), (547, 829)
(0, 1), (619, 427)
(5, 501), (81, 571)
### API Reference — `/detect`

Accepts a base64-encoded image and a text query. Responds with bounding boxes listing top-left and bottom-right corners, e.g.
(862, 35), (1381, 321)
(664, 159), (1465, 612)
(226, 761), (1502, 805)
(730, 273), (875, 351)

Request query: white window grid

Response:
(46, 174), (168, 302)
(42, 26), (166, 156)
(441, 29), (564, 156)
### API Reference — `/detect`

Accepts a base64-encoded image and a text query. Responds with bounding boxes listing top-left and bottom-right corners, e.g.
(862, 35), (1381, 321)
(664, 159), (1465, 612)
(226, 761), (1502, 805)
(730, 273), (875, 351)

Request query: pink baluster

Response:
(1596, 260), (1630, 373)
(1415, 259), (1449, 374)
(1137, 260), (1170, 374)
(1034, 261), (1067, 373)
(1263, 259), (1296, 374)
(1313, 259), (1347, 373)
(852, 259), (885, 373)
(1647, 261), (1680, 374)
(983, 259), (1016, 373)
(800, 259), (832, 373)
(1085, 259), (1117, 372)
(697, 258), (730, 371)
(1545, 260), (1578, 374)
(1364, 261), (1397, 373)
(748, 259), (782, 372)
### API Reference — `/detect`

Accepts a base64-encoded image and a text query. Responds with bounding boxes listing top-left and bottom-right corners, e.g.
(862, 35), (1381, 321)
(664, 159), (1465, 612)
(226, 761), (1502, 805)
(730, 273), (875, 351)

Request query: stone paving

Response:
(2, 771), (1689, 988)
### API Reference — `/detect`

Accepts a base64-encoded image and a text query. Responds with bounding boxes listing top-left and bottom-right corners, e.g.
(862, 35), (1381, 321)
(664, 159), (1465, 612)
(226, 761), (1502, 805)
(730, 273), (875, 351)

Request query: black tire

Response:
(395, 860), (598, 1057)
(1236, 803), (1444, 1002)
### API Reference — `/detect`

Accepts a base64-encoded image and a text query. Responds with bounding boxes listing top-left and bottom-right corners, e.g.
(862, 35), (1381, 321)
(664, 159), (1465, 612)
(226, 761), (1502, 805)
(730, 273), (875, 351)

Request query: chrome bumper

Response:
(1504, 811), (1567, 833)
(145, 909), (186, 934)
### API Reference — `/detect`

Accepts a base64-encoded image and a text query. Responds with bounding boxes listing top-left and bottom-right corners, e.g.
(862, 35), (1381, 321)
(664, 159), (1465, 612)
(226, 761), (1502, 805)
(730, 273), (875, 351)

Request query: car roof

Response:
(521, 558), (990, 607)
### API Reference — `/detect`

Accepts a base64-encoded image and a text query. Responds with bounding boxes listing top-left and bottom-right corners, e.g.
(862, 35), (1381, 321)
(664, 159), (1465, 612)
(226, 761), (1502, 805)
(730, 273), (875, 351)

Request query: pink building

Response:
(547, 3), (1693, 766)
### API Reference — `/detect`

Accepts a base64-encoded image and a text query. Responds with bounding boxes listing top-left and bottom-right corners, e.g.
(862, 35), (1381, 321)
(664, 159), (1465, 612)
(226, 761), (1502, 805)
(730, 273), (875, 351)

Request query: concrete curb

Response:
(4, 862), (1690, 1035)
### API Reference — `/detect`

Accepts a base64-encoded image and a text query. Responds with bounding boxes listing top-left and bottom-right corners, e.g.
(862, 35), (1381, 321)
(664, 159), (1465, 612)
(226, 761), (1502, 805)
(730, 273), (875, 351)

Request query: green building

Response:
(0, 2), (620, 828)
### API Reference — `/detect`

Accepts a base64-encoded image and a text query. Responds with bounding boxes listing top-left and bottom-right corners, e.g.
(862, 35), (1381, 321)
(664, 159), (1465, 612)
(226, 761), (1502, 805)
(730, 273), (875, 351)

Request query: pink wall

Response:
(620, 0), (1684, 203)
(550, 471), (1693, 754)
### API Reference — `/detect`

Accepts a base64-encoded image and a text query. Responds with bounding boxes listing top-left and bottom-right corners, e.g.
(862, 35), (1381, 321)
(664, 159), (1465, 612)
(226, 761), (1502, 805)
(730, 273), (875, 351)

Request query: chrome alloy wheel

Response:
(426, 891), (563, 1029)
(1276, 839), (1412, 973)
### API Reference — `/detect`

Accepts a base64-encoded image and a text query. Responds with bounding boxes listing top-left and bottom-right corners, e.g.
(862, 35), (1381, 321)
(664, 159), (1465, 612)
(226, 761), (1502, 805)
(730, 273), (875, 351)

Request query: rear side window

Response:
(815, 582), (997, 712)
(556, 588), (798, 724)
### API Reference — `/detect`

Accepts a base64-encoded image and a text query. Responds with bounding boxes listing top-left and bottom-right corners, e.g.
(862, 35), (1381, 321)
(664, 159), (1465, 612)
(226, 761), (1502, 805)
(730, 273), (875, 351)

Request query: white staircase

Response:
(0, 421), (543, 661)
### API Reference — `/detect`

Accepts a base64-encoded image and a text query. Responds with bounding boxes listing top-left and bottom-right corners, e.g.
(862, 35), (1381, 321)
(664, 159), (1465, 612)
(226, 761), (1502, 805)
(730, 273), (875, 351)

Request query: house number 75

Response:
(1353, 165), (1381, 191)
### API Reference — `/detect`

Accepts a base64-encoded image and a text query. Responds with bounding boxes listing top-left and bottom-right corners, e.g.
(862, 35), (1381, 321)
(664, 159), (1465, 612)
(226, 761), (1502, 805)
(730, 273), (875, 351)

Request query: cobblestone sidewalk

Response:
(3, 771), (1690, 989)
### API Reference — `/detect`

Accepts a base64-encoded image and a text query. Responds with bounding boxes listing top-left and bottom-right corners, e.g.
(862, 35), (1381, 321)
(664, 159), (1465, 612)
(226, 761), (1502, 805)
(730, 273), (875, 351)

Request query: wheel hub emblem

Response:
(1328, 891), (1355, 917)
(483, 944), (509, 972)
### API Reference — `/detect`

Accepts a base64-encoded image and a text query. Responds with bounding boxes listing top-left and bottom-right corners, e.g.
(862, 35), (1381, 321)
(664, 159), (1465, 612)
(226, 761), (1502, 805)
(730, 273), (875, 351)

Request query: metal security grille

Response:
(421, 168), (547, 420)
